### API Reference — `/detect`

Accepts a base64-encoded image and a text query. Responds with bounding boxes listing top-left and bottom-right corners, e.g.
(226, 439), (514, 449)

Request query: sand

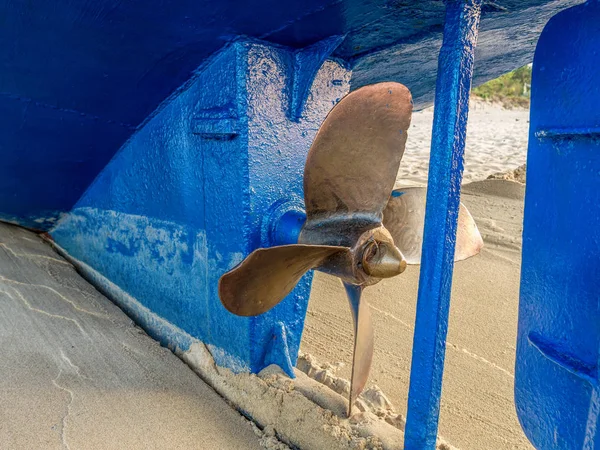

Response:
(396, 100), (529, 187)
(11, 218), (455, 450)
(46, 234), (457, 450)
(302, 101), (532, 449)
(0, 223), (264, 450)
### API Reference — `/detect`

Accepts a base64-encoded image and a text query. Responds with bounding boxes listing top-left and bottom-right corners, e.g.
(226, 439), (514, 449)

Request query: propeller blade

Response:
(343, 282), (374, 417)
(219, 245), (349, 316)
(303, 82), (413, 230)
(382, 187), (484, 264)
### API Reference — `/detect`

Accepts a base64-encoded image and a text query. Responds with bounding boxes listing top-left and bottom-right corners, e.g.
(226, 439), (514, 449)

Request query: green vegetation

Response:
(472, 65), (532, 108)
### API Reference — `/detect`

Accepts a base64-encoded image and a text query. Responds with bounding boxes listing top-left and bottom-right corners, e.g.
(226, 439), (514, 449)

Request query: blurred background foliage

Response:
(472, 64), (532, 108)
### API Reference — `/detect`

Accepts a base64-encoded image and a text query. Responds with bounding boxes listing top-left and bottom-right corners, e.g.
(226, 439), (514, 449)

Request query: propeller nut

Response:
(361, 240), (407, 278)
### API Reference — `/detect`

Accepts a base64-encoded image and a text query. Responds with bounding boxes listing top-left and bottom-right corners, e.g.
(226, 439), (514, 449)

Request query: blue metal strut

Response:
(404, 0), (482, 448)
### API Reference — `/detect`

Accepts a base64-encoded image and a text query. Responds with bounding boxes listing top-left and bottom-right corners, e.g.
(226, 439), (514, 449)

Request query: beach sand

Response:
(396, 100), (529, 187)
(0, 223), (264, 450)
(302, 101), (532, 449)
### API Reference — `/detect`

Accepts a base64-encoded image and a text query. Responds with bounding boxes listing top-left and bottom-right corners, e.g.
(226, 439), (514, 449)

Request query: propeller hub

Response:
(349, 225), (406, 284)
(361, 240), (406, 278)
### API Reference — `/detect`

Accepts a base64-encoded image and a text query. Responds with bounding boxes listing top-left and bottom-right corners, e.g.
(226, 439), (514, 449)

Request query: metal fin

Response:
(303, 82), (413, 223)
(343, 282), (374, 417)
(219, 244), (349, 316)
(383, 187), (484, 264)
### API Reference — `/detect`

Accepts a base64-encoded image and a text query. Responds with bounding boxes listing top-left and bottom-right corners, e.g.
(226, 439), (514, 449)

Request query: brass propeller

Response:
(383, 187), (484, 265)
(344, 282), (374, 413)
(219, 245), (350, 316)
(218, 82), (482, 417)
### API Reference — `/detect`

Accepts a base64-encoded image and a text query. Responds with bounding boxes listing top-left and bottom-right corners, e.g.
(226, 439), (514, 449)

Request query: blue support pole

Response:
(404, 1), (482, 448)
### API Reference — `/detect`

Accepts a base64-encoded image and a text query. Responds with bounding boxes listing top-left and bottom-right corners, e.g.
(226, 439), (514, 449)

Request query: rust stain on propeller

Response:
(218, 82), (482, 417)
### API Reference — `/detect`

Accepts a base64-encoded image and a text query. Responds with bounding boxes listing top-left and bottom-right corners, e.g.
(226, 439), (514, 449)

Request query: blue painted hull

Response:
(0, 0), (581, 227)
